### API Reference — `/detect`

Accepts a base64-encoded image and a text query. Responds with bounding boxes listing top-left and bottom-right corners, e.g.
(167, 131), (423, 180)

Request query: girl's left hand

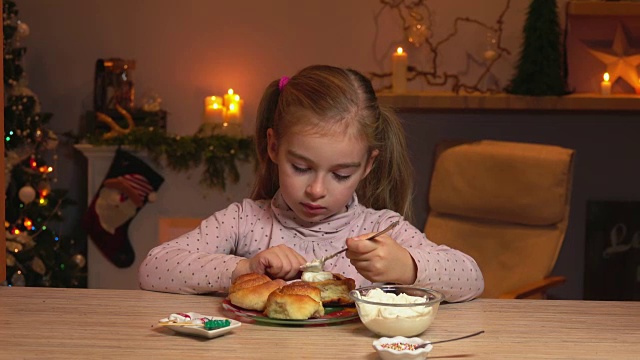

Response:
(345, 232), (417, 284)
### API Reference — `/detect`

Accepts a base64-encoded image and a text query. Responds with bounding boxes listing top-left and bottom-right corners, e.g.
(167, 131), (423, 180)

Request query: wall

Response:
(400, 109), (640, 300)
(15, 0), (624, 299)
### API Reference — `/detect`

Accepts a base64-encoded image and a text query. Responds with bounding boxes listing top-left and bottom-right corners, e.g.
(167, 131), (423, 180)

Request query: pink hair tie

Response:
(279, 76), (290, 91)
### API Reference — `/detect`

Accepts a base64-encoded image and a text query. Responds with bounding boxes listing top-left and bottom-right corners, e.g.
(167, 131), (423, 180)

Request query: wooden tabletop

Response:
(2, 287), (639, 359)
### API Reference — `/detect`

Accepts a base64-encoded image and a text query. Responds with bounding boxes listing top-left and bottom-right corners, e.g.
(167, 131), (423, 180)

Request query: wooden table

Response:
(2, 287), (639, 359)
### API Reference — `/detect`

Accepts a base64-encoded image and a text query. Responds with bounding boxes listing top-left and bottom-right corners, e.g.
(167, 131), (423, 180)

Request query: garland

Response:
(72, 125), (256, 190)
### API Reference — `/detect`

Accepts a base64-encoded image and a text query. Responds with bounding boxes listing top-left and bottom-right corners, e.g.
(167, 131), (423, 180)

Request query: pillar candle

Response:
(600, 72), (611, 96)
(223, 89), (243, 136)
(203, 96), (225, 124)
(392, 47), (408, 93)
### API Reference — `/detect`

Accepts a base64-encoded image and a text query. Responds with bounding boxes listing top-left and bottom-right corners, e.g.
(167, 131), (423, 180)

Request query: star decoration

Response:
(584, 22), (640, 90)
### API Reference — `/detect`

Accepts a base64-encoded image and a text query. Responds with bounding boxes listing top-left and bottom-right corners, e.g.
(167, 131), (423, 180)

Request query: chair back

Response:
(424, 140), (575, 298)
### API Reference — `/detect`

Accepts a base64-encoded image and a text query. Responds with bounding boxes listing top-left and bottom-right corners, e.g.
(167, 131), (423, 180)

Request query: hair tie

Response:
(278, 76), (290, 91)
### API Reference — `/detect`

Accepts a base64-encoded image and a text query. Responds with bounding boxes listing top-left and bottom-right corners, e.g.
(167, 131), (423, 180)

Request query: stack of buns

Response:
(228, 273), (286, 311)
(264, 281), (325, 320)
(227, 271), (355, 320)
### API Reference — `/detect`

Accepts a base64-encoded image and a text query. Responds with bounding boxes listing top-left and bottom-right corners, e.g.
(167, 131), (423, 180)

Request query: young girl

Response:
(138, 65), (484, 302)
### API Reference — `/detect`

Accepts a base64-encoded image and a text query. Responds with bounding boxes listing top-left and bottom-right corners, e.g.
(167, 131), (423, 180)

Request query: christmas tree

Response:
(505, 0), (569, 96)
(3, 0), (86, 287)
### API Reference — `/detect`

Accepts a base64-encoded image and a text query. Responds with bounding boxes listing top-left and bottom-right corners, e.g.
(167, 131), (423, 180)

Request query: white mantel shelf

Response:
(376, 92), (640, 112)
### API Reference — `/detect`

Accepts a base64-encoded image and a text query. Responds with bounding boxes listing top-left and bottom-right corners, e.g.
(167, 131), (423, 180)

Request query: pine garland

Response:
(73, 126), (256, 190)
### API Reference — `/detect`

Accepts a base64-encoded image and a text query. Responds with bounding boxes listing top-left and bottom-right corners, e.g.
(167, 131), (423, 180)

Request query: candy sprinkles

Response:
(159, 312), (232, 331)
(380, 342), (418, 351)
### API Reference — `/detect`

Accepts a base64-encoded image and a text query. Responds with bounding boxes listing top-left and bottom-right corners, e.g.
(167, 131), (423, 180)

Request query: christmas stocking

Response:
(83, 148), (164, 268)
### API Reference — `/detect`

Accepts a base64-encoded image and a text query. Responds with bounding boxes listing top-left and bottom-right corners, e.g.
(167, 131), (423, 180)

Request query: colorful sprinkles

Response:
(380, 342), (418, 351)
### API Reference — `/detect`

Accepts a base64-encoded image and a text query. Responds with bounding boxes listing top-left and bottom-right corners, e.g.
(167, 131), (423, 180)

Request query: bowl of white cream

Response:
(349, 285), (444, 337)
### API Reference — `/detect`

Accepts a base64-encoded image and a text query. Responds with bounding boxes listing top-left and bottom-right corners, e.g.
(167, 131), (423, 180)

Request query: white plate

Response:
(158, 312), (241, 339)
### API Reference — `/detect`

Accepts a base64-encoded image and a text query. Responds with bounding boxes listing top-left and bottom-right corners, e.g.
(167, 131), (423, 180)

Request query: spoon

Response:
(416, 330), (485, 348)
(300, 220), (400, 272)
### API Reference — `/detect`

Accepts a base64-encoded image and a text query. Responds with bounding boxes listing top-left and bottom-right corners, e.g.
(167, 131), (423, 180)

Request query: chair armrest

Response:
(498, 276), (567, 299)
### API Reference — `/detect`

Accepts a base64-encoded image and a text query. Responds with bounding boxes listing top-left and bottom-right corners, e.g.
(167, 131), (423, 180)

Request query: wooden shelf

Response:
(376, 91), (640, 112)
(567, 1), (640, 16)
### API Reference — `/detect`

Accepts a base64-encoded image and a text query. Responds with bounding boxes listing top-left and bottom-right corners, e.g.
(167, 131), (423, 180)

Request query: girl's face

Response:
(267, 119), (377, 223)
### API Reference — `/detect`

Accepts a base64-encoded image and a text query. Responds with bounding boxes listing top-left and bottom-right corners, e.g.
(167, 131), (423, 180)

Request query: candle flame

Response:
(227, 89), (234, 95)
(229, 103), (236, 111)
(212, 103), (220, 109)
(396, 47), (404, 55)
(603, 72), (610, 82)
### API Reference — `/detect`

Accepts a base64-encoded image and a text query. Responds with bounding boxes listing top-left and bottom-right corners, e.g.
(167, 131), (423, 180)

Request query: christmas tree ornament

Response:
(483, 31), (498, 61)
(18, 185), (37, 203)
(6, 254), (16, 267)
(16, 20), (29, 37)
(31, 256), (46, 275)
(11, 272), (26, 287)
(6, 240), (22, 253)
(72, 254), (87, 268)
(83, 148), (164, 268)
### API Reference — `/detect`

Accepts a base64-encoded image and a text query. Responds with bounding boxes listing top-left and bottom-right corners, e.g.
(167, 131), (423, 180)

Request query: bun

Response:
(228, 273), (286, 311)
(306, 273), (356, 305)
(264, 282), (325, 320)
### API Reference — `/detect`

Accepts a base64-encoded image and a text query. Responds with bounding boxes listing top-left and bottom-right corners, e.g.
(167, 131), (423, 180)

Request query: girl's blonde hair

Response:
(251, 65), (414, 221)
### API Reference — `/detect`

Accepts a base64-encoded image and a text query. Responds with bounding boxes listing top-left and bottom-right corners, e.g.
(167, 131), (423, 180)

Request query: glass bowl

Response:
(349, 285), (444, 337)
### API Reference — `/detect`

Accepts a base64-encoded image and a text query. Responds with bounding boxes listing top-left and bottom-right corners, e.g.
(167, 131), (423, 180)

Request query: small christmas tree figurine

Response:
(506, 0), (569, 96)
(3, 0), (86, 287)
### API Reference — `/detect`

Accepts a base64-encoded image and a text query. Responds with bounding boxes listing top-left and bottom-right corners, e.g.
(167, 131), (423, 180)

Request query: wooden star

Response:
(584, 22), (640, 90)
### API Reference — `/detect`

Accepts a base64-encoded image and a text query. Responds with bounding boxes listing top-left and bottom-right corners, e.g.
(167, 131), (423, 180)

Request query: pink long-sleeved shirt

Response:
(138, 192), (484, 302)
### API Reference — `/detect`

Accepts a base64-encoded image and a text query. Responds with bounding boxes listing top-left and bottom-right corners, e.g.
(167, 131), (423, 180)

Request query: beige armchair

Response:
(424, 140), (575, 299)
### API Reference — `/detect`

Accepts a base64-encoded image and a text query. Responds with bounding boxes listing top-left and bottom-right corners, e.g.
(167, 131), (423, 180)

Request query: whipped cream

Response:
(301, 271), (333, 282)
(301, 259), (323, 272)
(355, 288), (437, 337)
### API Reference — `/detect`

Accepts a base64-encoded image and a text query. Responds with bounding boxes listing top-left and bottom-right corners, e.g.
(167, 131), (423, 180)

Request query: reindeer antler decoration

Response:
(96, 104), (135, 139)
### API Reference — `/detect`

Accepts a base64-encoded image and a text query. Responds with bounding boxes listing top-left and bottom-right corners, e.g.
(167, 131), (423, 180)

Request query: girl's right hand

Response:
(233, 244), (306, 281)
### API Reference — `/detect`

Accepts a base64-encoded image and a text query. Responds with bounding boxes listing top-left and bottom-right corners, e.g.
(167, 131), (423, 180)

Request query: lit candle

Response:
(600, 72), (611, 96)
(203, 96), (225, 125)
(223, 88), (243, 136)
(392, 47), (408, 93)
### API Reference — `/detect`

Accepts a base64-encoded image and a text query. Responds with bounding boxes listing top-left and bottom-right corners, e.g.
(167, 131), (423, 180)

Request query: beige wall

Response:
(16, 0), (629, 299)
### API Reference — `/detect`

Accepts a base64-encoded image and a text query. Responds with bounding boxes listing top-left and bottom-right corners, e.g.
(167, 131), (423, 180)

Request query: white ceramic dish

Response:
(372, 336), (433, 360)
(158, 312), (241, 339)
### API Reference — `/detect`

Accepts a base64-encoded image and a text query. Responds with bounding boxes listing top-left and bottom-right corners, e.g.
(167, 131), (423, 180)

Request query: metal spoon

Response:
(299, 220), (400, 272)
(416, 330), (485, 348)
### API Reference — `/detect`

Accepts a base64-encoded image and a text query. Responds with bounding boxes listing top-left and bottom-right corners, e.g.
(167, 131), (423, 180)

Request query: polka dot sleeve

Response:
(385, 217), (485, 302)
(138, 202), (249, 294)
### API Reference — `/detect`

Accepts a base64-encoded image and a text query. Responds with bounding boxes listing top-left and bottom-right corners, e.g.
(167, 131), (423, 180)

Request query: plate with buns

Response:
(223, 272), (358, 325)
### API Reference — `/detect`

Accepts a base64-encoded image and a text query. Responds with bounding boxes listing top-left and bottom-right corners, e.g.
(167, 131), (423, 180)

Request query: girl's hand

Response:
(345, 232), (417, 284)
(232, 244), (306, 281)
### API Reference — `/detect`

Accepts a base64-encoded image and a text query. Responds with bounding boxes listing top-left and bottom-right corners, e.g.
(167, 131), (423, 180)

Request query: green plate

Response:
(221, 298), (359, 326)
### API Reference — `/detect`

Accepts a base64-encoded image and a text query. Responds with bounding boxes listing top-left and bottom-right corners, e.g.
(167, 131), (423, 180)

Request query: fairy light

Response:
(23, 218), (32, 227)
(13, 228), (21, 235)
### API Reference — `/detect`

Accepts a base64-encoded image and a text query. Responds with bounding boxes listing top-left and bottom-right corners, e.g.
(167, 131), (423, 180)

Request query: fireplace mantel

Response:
(75, 144), (254, 289)
(377, 92), (640, 112)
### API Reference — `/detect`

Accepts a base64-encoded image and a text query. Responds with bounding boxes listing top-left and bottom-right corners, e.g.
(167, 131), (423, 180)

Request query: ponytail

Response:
(251, 80), (281, 200)
(356, 106), (414, 222)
